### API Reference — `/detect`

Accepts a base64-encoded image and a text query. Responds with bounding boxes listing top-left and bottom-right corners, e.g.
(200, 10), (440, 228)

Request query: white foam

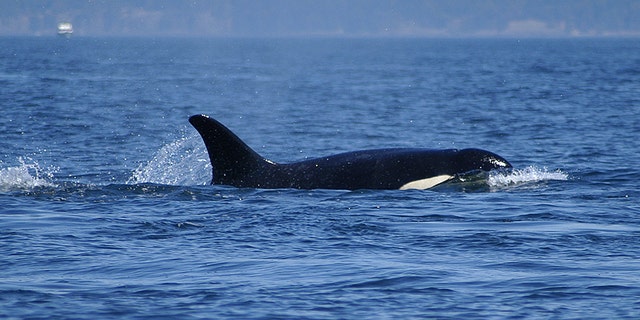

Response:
(128, 135), (211, 186)
(0, 157), (57, 191)
(488, 166), (568, 188)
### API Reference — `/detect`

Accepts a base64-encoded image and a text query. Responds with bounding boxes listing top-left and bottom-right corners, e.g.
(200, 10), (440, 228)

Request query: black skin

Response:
(189, 114), (512, 190)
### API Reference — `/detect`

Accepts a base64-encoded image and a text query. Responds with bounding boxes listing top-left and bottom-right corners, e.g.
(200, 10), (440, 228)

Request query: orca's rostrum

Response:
(189, 114), (512, 190)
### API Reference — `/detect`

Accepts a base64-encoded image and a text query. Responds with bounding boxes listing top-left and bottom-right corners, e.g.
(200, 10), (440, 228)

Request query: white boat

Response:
(57, 22), (73, 36)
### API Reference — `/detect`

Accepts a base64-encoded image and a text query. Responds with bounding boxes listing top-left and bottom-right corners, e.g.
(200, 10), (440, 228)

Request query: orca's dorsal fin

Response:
(189, 114), (272, 186)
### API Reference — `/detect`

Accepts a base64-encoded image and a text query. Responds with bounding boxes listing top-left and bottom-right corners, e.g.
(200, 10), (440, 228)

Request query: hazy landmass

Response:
(2, 0), (639, 37)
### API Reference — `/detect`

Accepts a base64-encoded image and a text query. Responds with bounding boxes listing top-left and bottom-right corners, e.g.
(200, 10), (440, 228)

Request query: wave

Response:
(0, 158), (57, 192)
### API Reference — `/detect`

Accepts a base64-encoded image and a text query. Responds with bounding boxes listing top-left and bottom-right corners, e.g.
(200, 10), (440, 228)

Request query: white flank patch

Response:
(399, 175), (454, 190)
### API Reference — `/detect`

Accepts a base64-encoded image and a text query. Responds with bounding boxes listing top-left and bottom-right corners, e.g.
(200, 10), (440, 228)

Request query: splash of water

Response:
(488, 166), (568, 188)
(0, 157), (57, 191)
(128, 135), (211, 186)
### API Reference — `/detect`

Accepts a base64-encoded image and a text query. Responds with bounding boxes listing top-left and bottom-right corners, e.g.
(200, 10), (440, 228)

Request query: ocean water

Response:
(1, 37), (639, 319)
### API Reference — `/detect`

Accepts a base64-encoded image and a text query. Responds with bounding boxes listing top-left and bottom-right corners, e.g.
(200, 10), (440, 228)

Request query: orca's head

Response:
(454, 148), (512, 173)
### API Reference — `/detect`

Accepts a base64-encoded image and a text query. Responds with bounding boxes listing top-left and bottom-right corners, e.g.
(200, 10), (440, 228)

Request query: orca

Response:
(189, 114), (512, 190)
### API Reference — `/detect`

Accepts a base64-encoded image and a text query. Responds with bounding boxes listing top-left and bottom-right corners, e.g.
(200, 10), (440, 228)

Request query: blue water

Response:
(1, 37), (639, 319)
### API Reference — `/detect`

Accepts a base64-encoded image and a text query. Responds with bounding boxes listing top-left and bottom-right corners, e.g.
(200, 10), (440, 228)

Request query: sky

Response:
(1, 0), (639, 37)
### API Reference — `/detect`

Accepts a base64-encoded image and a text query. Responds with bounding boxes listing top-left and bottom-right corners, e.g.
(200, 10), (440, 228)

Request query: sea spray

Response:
(488, 166), (568, 189)
(128, 135), (210, 186)
(0, 157), (57, 191)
